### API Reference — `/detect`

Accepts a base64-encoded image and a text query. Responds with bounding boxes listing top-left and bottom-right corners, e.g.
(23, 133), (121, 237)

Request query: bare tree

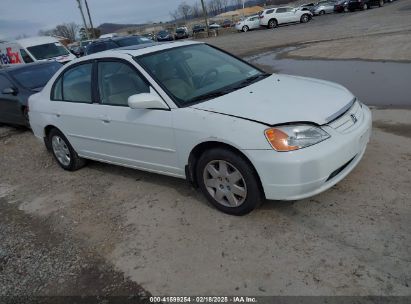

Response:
(231, 0), (242, 9)
(40, 23), (79, 42)
(178, 2), (192, 22)
(192, 1), (202, 17)
(170, 9), (180, 22)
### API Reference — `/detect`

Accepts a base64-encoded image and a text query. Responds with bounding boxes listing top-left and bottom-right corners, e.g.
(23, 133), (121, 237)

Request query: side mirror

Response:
(2, 87), (17, 95)
(128, 93), (168, 110)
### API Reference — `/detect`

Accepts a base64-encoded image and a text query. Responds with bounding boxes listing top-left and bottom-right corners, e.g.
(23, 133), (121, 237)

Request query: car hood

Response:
(191, 74), (355, 126)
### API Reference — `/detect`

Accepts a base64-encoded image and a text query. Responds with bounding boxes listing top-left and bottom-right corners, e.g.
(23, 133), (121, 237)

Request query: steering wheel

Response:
(199, 68), (219, 87)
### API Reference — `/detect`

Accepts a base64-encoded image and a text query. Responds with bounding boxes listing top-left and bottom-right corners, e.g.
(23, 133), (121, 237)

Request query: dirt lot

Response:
(1, 0), (411, 298)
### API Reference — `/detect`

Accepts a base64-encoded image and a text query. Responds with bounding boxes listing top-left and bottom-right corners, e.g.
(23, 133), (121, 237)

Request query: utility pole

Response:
(84, 0), (95, 39)
(200, 0), (209, 36)
(76, 0), (90, 40)
(242, 0), (245, 19)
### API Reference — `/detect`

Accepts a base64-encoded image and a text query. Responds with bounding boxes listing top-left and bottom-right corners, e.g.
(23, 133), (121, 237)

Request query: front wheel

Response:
(49, 128), (86, 171)
(242, 25), (249, 32)
(300, 14), (310, 23)
(362, 3), (368, 10)
(196, 148), (263, 215)
(379, 0), (384, 6)
(319, 10), (325, 15)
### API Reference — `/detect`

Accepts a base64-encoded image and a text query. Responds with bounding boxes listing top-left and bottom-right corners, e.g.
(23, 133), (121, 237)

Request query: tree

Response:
(178, 2), (192, 22)
(79, 27), (100, 40)
(231, 0), (242, 9)
(39, 23), (79, 43)
(170, 9), (180, 22)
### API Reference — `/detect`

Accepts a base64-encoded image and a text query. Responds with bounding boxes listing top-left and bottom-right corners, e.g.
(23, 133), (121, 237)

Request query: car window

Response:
(61, 63), (92, 103)
(266, 9), (274, 14)
(11, 62), (61, 90)
(98, 61), (150, 106)
(0, 75), (13, 92)
(137, 44), (265, 106)
(20, 49), (33, 63)
(27, 42), (69, 60)
(87, 41), (119, 55)
(276, 8), (287, 13)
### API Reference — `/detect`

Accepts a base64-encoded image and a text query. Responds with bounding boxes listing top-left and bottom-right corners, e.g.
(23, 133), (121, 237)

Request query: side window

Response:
(20, 49), (34, 63)
(277, 8), (286, 13)
(52, 77), (63, 100)
(98, 61), (150, 106)
(62, 63), (92, 103)
(0, 75), (13, 92)
(266, 9), (274, 14)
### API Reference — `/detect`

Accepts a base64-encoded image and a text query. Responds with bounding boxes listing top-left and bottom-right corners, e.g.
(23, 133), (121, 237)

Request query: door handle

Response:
(99, 115), (111, 123)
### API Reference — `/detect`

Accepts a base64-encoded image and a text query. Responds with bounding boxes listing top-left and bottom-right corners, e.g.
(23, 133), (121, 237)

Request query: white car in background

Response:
(235, 15), (261, 32)
(29, 41), (371, 215)
(259, 7), (313, 29)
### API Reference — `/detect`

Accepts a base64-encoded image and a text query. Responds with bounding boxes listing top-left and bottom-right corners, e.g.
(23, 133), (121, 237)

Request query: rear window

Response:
(10, 62), (62, 90)
(265, 9), (274, 14)
(27, 42), (69, 60)
(115, 37), (151, 47)
(87, 41), (119, 55)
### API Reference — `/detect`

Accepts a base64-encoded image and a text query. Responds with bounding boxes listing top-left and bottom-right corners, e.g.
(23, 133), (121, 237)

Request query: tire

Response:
(362, 3), (368, 10)
(22, 107), (30, 128)
(196, 148), (263, 215)
(49, 128), (86, 171)
(267, 19), (278, 29)
(300, 14), (310, 23)
(319, 10), (325, 15)
(242, 25), (249, 32)
(379, 0), (384, 6)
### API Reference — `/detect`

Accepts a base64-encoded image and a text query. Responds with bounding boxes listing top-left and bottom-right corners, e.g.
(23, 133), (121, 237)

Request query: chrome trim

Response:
(325, 98), (356, 124)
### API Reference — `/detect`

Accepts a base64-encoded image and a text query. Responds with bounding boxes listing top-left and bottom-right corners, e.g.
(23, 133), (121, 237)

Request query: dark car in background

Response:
(192, 24), (206, 33)
(334, 0), (383, 12)
(222, 19), (233, 28)
(85, 35), (152, 55)
(156, 30), (174, 42)
(0, 61), (61, 127)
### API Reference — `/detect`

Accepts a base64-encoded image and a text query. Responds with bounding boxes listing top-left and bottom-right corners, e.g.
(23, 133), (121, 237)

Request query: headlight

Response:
(264, 125), (330, 152)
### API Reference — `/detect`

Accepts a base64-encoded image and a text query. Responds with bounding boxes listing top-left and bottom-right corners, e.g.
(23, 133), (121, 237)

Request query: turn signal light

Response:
(264, 128), (298, 151)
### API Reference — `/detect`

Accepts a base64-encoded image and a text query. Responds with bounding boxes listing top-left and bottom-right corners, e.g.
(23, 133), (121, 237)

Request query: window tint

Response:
(20, 49), (33, 63)
(62, 63), (92, 103)
(27, 43), (69, 60)
(0, 75), (13, 91)
(277, 8), (287, 13)
(98, 61), (149, 106)
(11, 62), (61, 90)
(266, 9), (274, 14)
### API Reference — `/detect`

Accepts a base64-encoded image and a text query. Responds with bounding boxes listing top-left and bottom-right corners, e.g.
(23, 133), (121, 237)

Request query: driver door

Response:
(93, 59), (182, 177)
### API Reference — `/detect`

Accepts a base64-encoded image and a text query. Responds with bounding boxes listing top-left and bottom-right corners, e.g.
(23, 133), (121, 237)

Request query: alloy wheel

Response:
(52, 136), (71, 166)
(203, 160), (247, 207)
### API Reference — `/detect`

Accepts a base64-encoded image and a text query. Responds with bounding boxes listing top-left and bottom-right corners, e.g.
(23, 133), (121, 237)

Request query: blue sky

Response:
(0, 0), (199, 40)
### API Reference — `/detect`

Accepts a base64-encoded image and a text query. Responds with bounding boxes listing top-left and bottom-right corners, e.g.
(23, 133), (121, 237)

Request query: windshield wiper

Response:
(235, 73), (271, 88)
(188, 88), (235, 103)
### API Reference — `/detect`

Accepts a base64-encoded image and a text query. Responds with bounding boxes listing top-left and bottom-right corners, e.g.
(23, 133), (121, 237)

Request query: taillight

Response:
(259, 15), (264, 18)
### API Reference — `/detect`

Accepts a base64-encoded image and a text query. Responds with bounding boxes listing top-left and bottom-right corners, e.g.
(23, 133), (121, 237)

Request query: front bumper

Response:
(246, 104), (372, 201)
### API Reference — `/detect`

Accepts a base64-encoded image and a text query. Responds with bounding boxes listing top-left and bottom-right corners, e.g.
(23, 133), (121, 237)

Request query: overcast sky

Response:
(0, 0), (200, 40)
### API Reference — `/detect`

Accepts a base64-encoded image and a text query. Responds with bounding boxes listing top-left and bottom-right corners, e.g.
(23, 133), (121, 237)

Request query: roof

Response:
(0, 61), (61, 73)
(79, 40), (202, 62)
(13, 36), (60, 48)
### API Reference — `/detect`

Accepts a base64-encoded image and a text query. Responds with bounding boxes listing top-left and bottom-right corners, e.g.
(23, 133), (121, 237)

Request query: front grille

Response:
(326, 156), (356, 182)
(327, 101), (363, 133)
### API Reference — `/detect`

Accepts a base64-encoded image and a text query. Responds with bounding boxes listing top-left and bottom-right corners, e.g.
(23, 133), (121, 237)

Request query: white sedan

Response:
(29, 41), (371, 215)
(235, 15), (261, 32)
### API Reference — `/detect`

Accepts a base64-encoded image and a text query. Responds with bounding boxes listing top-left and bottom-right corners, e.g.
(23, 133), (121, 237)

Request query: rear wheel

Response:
(196, 148), (263, 215)
(362, 3), (368, 9)
(242, 25), (249, 32)
(49, 128), (86, 171)
(267, 19), (278, 29)
(319, 10), (325, 15)
(378, 0), (384, 6)
(300, 14), (310, 23)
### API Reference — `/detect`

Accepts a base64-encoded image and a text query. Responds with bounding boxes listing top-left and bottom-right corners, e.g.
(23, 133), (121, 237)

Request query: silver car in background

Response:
(312, 1), (336, 15)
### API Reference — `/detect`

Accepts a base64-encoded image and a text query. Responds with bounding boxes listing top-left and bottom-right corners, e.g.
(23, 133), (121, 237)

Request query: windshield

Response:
(115, 36), (152, 47)
(10, 62), (62, 90)
(136, 44), (269, 106)
(27, 42), (69, 60)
